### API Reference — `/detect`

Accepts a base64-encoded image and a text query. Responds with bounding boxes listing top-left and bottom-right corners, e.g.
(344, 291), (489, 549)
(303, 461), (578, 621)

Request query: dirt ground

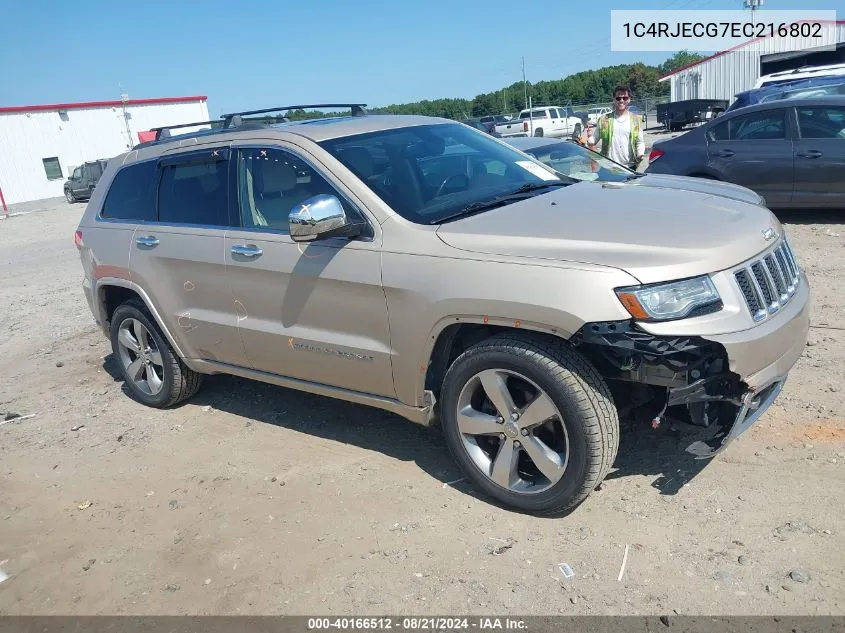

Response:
(0, 196), (843, 616)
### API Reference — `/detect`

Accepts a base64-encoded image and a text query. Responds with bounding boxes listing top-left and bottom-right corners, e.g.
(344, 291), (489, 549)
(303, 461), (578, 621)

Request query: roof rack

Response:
(150, 119), (220, 141)
(221, 103), (367, 128)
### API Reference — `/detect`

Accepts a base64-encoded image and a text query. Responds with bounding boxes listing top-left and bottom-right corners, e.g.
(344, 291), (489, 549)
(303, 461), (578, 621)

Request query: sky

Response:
(0, 0), (842, 117)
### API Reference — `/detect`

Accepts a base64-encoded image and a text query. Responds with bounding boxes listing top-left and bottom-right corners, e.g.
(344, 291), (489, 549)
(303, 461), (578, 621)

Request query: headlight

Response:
(615, 276), (721, 321)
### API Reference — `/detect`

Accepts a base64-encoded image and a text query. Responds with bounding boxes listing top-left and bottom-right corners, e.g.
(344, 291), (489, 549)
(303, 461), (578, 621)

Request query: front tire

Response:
(110, 298), (202, 408)
(65, 188), (76, 203)
(439, 334), (618, 515)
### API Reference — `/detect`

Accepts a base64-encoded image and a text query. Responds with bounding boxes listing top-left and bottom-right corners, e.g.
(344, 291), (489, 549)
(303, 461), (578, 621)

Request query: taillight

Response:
(523, 121), (529, 132)
(74, 230), (83, 249)
(648, 148), (665, 162)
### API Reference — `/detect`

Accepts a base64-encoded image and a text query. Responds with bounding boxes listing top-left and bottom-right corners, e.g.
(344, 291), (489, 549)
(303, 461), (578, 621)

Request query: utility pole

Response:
(743, 0), (764, 25)
(522, 56), (528, 109)
(119, 84), (133, 149)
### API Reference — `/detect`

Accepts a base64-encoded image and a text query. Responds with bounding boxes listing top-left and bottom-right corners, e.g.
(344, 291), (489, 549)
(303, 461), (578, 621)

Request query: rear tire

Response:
(573, 123), (582, 139)
(534, 128), (544, 137)
(439, 333), (619, 516)
(109, 298), (202, 408)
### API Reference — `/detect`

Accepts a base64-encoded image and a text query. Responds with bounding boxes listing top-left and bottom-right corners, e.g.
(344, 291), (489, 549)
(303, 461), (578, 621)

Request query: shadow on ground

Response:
(775, 209), (845, 226)
(102, 353), (721, 514)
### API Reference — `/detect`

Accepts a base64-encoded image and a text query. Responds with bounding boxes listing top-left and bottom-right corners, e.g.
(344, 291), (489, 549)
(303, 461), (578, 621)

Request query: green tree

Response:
(659, 50), (707, 75)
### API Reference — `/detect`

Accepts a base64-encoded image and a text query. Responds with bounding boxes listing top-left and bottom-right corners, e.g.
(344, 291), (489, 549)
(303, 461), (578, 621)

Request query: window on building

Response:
(100, 160), (157, 221)
(42, 157), (63, 180)
(158, 159), (229, 226)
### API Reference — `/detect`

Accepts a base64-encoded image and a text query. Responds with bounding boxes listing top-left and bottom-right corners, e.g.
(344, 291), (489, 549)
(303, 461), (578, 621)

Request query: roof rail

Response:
(150, 119), (220, 141)
(221, 103), (368, 127)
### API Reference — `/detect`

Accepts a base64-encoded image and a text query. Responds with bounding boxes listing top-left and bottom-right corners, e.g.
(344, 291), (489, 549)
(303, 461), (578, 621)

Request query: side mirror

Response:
(289, 194), (358, 243)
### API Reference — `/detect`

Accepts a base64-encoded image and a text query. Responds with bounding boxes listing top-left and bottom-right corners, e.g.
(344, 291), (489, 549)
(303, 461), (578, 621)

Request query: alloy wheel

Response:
(456, 369), (569, 494)
(116, 318), (164, 396)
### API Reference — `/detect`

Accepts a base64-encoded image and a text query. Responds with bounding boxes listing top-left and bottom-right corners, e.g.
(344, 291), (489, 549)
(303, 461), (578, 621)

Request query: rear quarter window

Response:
(100, 160), (157, 221)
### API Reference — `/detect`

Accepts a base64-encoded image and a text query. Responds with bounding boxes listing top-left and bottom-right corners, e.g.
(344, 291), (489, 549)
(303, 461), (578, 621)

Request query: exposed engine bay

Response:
(570, 320), (749, 451)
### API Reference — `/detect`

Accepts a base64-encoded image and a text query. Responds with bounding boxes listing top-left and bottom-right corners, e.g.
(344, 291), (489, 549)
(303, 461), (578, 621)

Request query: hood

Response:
(435, 181), (781, 284)
(631, 173), (765, 206)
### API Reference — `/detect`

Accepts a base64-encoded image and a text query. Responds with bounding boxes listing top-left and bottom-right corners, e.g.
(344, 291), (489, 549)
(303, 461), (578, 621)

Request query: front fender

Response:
(382, 252), (638, 407)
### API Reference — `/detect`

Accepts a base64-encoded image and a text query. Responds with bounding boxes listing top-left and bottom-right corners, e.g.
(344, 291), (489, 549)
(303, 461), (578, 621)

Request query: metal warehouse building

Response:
(660, 21), (845, 102)
(0, 95), (210, 205)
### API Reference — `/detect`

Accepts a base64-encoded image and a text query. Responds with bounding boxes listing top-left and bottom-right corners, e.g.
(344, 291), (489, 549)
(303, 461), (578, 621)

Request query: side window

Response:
(235, 147), (359, 232)
(100, 161), (157, 221)
(707, 120), (730, 141)
(730, 110), (786, 140)
(796, 106), (845, 139)
(72, 166), (83, 179)
(158, 157), (229, 226)
(82, 164), (94, 180)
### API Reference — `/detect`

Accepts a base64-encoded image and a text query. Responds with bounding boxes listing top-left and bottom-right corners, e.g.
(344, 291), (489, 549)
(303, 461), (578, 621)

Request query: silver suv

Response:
(75, 103), (810, 515)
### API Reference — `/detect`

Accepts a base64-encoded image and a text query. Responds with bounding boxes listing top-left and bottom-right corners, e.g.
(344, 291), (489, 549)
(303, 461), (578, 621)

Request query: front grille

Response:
(733, 238), (801, 322)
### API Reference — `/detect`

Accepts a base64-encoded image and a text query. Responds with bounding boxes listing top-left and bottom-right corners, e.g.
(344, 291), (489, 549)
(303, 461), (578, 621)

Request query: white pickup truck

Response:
(495, 106), (583, 138)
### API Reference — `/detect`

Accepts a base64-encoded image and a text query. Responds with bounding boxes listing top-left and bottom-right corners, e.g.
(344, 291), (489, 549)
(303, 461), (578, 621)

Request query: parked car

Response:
(480, 115), (513, 126)
(728, 76), (845, 113)
(503, 136), (766, 206)
(586, 107), (612, 124)
(656, 99), (728, 132)
(754, 62), (845, 89)
(75, 104), (808, 515)
(64, 159), (109, 203)
(494, 117), (529, 137)
(647, 96), (845, 209)
(514, 106), (583, 138)
(463, 119), (501, 137)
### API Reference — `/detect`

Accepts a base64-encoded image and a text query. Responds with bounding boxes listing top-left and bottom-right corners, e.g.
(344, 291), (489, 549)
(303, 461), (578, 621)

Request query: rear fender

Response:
(95, 277), (188, 360)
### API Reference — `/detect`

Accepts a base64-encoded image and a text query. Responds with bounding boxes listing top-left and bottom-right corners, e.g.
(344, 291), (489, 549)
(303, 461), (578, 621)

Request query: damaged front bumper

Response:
(685, 378), (784, 458)
(569, 317), (797, 460)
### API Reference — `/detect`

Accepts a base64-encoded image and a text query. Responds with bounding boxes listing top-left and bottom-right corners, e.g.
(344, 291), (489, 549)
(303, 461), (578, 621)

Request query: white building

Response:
(659, 21), (845, 102)
(0, 95), (210, 205)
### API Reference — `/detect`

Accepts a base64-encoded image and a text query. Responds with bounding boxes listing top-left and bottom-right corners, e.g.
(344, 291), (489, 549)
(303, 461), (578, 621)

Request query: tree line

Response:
(273, 51), (705, 122)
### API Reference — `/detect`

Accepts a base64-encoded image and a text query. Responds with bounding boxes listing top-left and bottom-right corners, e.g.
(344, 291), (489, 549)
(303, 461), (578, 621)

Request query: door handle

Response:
(135, 236), (159, 247)
(231, 244), (263, 257)
(797, 150), (823, 159)
(715, 149), (735, 158)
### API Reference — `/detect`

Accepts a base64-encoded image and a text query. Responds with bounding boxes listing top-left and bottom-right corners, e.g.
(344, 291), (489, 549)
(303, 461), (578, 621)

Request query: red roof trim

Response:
(659, 19), (845, 80)
(0, 95), (207, 114)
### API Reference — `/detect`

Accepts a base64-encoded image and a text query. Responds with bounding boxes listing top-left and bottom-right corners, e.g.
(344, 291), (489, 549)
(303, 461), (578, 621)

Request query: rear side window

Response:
(796, 106), (845, 139)
(707, 110), (786, 141)
(158, 160), (229, 226)
(100, 160), (157, 221)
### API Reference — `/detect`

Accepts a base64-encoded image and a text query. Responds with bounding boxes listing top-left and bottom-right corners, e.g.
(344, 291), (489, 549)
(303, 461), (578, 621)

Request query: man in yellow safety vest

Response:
(586, 85), (645, 170)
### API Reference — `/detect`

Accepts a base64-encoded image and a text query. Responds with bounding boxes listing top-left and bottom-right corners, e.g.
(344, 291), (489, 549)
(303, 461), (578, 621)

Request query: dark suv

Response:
(65, 159), (109, 203)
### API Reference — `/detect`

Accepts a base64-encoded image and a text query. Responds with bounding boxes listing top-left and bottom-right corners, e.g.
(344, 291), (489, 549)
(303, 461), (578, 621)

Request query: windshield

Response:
(521, 141), (634, 182)
(319, 123), (572, 224)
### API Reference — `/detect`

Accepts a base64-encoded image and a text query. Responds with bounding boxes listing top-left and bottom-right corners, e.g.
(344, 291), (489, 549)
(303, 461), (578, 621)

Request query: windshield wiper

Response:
(431, 181), (569, 224)
(626, 172), (646, 180)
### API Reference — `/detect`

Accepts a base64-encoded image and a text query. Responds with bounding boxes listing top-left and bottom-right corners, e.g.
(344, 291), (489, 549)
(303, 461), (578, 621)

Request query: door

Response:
(705, 107), (794, 206)
(224, 144), (395, 397)
(81, 163), (97, 197)
(793, 105), (845, 207)
(547, 108), (561, 136)
(70, 166), (85, 196)
(129, 146), (249, 366)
